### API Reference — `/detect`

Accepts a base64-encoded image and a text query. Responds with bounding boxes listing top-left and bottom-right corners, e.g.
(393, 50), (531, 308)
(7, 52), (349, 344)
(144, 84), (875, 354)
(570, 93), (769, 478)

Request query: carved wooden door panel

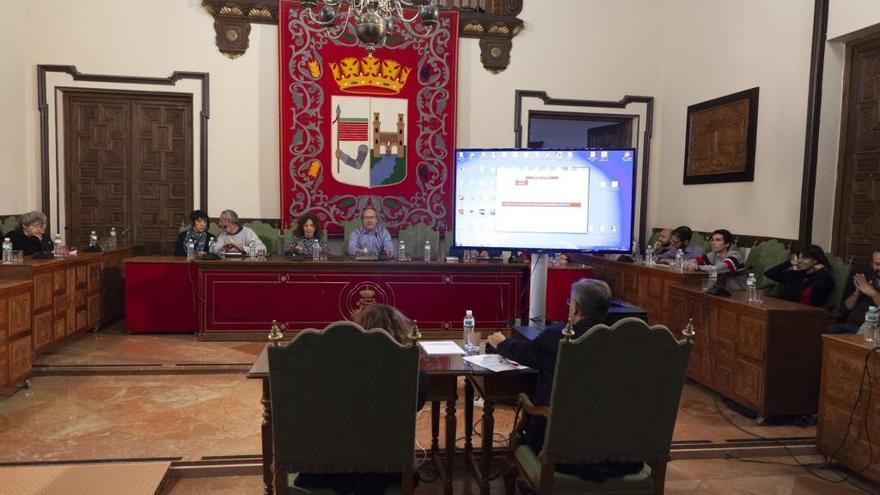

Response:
(64, 95), (130, 249)
(587, 121), (632, 149)
(131, 100), (193, 255)
(65, 91), (193, 255)
(835, 36), (880, 267)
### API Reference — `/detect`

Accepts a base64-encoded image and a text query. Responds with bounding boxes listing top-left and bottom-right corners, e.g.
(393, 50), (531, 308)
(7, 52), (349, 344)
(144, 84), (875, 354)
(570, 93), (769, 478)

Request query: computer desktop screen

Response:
(453, 148), (636, 253)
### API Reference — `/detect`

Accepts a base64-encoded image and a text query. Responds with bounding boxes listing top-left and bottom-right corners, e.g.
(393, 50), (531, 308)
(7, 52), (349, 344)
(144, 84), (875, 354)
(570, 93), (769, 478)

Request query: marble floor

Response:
(2, 329), (878, 494)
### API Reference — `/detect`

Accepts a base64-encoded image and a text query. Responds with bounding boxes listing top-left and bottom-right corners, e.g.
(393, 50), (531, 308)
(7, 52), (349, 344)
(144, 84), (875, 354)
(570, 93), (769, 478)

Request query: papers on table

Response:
(419, 341), (465, 355)
(463, 354), (529, 372)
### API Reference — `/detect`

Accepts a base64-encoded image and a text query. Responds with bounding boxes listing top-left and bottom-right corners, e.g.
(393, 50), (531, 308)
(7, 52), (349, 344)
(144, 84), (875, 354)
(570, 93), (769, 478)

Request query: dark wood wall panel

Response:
(64, 91), (193, 255)
(835, 37), (880, 266)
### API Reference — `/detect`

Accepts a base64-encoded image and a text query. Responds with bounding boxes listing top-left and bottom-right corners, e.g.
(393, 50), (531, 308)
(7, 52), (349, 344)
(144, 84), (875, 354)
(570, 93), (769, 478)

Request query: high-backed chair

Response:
(268, 322), (420, 495)
(398, 224), (439, 259)
(342, 219), (361, 253)
(744, 239), (790, 291)
(505, 317), (693, 495)
(282, 225), (329, 256)
(244, 220), (281, 255)
(0, 214), (18, 237)
(826, 254), (852, 318)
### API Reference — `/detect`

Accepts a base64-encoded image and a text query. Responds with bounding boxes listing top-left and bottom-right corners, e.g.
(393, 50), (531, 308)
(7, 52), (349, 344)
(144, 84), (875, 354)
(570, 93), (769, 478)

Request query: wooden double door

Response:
(63, 90), (193, 255)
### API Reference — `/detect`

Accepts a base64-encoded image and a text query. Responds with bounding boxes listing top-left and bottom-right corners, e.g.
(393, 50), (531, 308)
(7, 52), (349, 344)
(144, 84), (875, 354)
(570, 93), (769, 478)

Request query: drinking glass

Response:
(701, 278), (714, 292)
(466, 331), (481, 355)
(9, 250), (23, 265)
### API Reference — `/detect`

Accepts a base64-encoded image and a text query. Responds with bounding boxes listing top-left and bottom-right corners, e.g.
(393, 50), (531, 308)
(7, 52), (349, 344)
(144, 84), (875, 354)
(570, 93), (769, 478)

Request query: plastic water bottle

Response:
(312, 239), (321, 261)
(109, 227), (117, 249)
(746, 273), (758, 302)
(2, 237), (11, 264)
(398, 239), (406, 261)
(89, 231), (98, 248)
(53, 233), (64, 258)
(186, 238), (195, 260)
(860, 306), (878, 343)
(423, 240), (431, 262)
(708, 265), (718, 287)
(675, 249), (685, 272)
(645, 245), (655, 266)
(631, 239), (641, 262)
(463, 310), (476, 355)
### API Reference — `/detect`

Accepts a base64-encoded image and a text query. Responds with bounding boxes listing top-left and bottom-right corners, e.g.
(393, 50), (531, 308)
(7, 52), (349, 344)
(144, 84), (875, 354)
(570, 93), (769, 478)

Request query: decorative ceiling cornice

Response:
(201, 0), (524, 72)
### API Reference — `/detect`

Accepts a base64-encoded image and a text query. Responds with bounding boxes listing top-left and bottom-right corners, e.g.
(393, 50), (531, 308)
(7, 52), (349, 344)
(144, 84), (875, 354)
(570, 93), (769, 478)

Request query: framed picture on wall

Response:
(683, 87), (759, 185)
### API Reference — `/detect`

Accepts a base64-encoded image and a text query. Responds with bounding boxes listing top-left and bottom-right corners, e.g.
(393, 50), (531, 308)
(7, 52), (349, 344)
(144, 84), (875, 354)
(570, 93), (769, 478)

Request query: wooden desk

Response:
(667, 285), (828, 417)
(0, 253), (103, 353)
(586, 255), (705, 325)
(817, 335), (880, 484)
(248, 345), (536, 495)
(0, 279), (32, 390)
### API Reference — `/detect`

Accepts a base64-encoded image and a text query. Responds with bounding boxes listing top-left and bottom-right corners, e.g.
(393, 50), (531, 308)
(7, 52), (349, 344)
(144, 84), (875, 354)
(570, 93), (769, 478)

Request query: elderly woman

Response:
(8, 211), (54, 256)
(175, 210), (215, 257)
(285, 213), (327, 257)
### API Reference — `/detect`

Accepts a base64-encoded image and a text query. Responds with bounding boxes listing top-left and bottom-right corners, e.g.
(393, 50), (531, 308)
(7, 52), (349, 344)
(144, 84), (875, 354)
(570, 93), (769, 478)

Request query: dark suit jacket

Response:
(8, 227), (54, 256)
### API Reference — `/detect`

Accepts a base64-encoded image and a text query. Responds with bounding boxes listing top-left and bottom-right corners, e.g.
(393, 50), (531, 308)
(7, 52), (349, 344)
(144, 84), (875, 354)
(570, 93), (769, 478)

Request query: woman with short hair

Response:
(8, 211), (54, 256)
(175, 210), (215, 257)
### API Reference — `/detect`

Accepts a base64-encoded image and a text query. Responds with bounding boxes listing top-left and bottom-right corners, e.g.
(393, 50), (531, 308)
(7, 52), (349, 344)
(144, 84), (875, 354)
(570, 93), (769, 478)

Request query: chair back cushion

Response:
(744, 239), (790, 289)
(398, 224), (439, 258)
(343, 219), (362, 251)
(826, 254), (851, 317)
(268, 322), (419, 473)
(543, 317), (692, 464)
(244, 220), (281, 255)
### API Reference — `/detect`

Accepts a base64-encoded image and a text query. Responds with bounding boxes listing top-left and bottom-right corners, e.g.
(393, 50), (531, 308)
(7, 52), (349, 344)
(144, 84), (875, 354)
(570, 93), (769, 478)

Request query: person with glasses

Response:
(211, 209), (266, 255)
(348, 206), (395, 258)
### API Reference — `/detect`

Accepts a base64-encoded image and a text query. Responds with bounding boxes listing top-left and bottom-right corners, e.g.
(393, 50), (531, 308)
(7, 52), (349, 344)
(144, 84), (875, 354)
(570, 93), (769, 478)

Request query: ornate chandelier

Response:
(301, 0), (439, 52)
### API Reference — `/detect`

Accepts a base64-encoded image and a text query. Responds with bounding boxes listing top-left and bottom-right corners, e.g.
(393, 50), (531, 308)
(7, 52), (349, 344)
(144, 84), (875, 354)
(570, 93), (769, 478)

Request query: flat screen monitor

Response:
(453, 148), (636, 253)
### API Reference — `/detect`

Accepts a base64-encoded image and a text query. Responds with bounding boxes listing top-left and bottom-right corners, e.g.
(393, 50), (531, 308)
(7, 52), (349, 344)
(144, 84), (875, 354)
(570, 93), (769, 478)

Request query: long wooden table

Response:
(0, 247), (135, 390)
(0, 279), (32, 390)
(585, 255), (705, 324)
(125, 257), (530, 337)
(667, 284), (828, 418)
(248, 345), (536, 495)
(817, 334), (880, 484)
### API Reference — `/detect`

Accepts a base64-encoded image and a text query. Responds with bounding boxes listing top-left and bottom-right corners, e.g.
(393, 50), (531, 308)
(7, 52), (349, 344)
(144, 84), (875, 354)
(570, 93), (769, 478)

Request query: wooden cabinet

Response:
(586, 255), (705, 325)
(0, 279), (33, 390)
(817, 335), (880, 484)
(667, 284), (828, 417)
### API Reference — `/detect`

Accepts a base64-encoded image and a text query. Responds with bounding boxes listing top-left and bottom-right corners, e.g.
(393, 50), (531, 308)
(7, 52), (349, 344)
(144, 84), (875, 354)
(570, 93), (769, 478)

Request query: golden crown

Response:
(329, 55), (411, 95)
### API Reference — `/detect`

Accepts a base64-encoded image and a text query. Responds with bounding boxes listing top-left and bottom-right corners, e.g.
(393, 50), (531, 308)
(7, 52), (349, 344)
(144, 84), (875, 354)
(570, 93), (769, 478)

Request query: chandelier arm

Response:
(324, 8), (355, 40)
(394, 2), (423, 23)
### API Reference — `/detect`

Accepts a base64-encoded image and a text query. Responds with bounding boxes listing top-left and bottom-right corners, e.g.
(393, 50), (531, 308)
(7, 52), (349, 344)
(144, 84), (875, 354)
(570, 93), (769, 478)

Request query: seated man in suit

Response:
(348, 206), (395, 258)
(486, 279), (642, 482)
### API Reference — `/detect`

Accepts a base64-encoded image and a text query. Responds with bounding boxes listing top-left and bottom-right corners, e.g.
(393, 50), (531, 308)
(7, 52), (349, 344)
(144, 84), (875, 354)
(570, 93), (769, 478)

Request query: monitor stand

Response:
(528, 252), (548, 327)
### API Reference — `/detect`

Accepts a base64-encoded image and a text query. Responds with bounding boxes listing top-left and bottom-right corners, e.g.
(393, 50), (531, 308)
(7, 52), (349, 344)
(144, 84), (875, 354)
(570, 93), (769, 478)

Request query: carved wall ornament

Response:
(201, 0), (523, 71)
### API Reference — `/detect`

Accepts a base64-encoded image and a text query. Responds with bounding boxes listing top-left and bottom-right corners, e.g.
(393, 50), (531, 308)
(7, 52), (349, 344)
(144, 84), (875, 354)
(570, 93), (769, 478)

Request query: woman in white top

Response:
(211, 209), (266, 255)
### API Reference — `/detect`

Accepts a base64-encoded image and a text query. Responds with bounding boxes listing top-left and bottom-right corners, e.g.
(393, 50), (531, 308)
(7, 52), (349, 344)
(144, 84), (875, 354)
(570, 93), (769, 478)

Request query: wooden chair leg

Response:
(273, 467), (287, 495)
(503, 464), (519, 495)
(402, 465), (415, 495)
(648, 459), (667, 495)
(537, 462), (555, 495)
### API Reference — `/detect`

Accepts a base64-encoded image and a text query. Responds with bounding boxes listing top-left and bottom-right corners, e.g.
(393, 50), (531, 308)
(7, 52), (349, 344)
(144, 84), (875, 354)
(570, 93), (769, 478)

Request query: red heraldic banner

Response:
(278, 2), (459, 234)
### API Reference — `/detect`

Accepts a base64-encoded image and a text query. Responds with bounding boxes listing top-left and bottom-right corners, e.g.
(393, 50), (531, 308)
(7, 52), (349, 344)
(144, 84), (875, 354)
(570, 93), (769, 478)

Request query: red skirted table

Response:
(125, 256), (531, 336)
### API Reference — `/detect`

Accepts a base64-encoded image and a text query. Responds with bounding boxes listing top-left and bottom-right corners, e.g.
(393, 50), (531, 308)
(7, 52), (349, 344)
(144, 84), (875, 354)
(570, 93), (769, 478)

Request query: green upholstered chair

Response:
(342, 219), (361, 253)
(0, 214), (19, 237)
(398, 224), (439, 259)
(826, 254), (852, 318)
(268, 322), (420, 495)
(244, 220), (281, 256)
(744, 239), (790, 292)
(691, 232), (710, 253)
(505, 317), (694, 495)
